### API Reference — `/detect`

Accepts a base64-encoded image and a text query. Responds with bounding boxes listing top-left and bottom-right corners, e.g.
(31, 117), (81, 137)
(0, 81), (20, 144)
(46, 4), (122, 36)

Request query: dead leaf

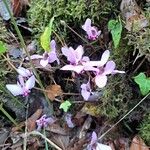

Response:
(46, 84), (63, 101)
(50, 133), (70, 150)
(27, 109), (43, 132)
(130, 136), (149, 150)
(81, 103), (101, 117)
(46, 123), (69, 135)
(66, 137), (87, 150)
(120, 0), (148, 32)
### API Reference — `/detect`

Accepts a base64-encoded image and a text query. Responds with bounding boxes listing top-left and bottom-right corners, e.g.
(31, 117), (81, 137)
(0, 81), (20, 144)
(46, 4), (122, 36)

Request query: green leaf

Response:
(59, 100), (71, 112)
(134, 73), (150, 95)
(40, 16), (54, 52)
(0, 41), (7, 55)
(108, 17), (122, 48)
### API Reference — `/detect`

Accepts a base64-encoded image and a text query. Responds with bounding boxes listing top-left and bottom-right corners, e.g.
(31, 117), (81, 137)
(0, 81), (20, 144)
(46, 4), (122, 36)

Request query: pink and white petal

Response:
(40, 59), (49, 67)
(25, 75), (35, 90)
(97, 30), (101, 36)
(90, 131), (98, 146)
(100, 50), (110, 66)
(18, 75), (25, 87)
(82, 56), (90, 62)
(61, 46), (70, 57)
(95, 75), (107, 88)
(75, 45), (84, 61)
(50, 40), (56, 52)
(48, 52), (60, 64)
(17, 67), (30, 77)
(83, 66), (99, 73)
(83, 61), (104, 67)
(81, 89), (90, 100)
(104, 61), (116, 75)
(112, 70), (125, 74)
(61, 65), (84, 74)
(6, 84), (24, 96)
(96, 143), (112, 150)
(82, 18), (91, 31)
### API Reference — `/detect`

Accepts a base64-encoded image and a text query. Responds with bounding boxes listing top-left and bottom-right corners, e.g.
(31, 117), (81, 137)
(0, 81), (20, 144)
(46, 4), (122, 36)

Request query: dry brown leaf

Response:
(46, 84), (63, 101)
(27, 109), (43, 132)
(130, 136), (149, 150)
(11, 0), (29, 16)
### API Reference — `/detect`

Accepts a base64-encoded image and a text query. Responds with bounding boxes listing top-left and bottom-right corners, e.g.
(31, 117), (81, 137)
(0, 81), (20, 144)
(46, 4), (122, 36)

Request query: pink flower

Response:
(6, 75), (35, 97)
(87, 132), (112, 150)
(61, 45), (89, 74)
(28, 40), (60, 67)
(16, 67), (32, 77)
(84, 50), (125, 88)
(81, 80), (93, 100)
(36, 114), (55, 130)
(82, 18), (101, 40)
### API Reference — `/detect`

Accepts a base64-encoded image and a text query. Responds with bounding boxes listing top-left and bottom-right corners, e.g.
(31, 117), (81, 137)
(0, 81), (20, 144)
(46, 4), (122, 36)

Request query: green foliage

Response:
(40, 17), (54, 52)
(126, 28), (150, 62)
(27, 0), (117, 40)
(0, 41), (7, 55)
(108, 17), (122, 48)
(59, 100), (71, 112)
(134, 73), (150, 95)
(139, 113), (150, 146)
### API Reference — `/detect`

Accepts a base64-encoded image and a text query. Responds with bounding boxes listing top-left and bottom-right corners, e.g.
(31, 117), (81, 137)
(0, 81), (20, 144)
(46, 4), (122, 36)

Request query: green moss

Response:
(139, 113), (150, 146)
(27, 0), (118, 40)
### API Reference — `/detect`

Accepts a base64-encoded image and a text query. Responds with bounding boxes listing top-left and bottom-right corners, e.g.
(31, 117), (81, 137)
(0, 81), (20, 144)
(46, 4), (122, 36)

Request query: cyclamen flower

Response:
(81, 80), (93, 101)
(6, 75), (35, 97)
(82, 18), (101, 40)
(29, 40), (60, 67)
(61, 45), (89, 73)
(87, 131), (112, 150)
(36, 114), (55, 130)
(84, 50), (125, 88)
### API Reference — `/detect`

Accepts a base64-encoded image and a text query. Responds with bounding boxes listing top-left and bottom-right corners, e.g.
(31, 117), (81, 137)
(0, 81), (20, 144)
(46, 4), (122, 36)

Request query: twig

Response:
(28, 131), (62, 150)
(98, 92), (150, 141)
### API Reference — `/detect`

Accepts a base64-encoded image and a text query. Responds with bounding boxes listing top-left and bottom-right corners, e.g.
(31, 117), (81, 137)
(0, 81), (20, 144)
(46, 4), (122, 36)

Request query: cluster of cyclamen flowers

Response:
(6, 18), (124, 100)
(6, 67), (35, 97)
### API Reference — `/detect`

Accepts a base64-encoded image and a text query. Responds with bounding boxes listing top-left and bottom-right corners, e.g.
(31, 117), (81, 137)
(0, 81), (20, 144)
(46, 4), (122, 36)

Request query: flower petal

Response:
(96, 143), (112, 150)
(90, 131), (98, 146)
(50, 40), (56, 52)
(104, 61), (116, 75)
(6, 84), (24, 96)
(82, 18), (91, 32)
(61, 65), (84, 74)
(75, 45), (84, 62)
(17, 67), (31, 77)
(61, 46), (76, 64)
(100, 50), (110, 66)
(25, 75), (35, 90)
(48, 51), (60, 64)
(112, 70), (125, 74)
(26, 54), (43, 60)
(40, 59), (49, 67)
(95, 75), (107, 88)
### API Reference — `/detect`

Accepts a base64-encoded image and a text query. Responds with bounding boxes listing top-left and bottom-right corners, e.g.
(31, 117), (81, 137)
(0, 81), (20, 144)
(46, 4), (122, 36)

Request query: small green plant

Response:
(134, 72), (150, 95)
(108, 17), (122, 48)
(0, 41), (7, 55)
(59, 100), (72, 112)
